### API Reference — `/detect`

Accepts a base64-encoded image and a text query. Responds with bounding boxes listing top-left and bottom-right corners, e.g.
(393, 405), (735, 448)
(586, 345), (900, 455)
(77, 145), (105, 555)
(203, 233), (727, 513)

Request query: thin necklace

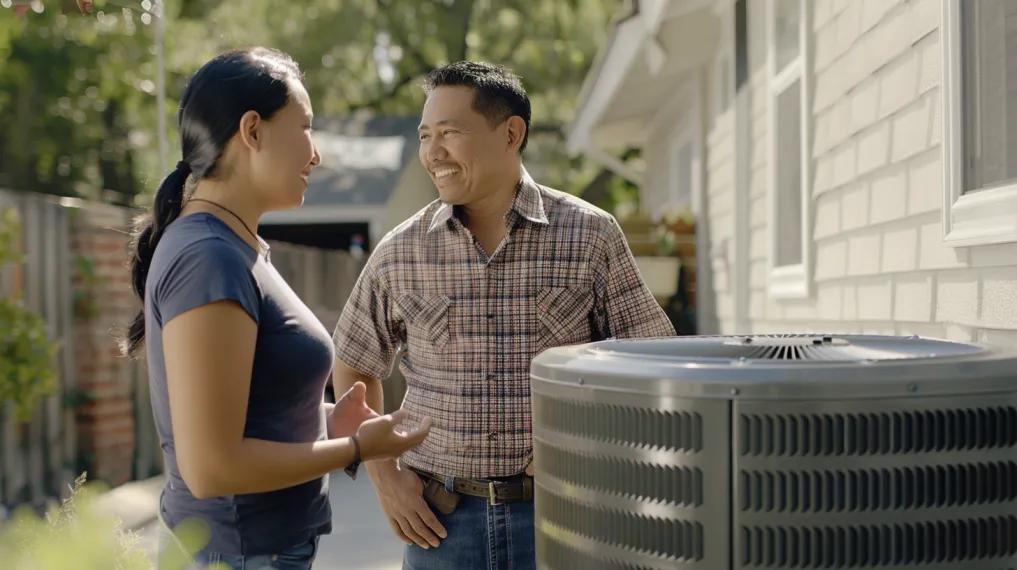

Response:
(187, 198), (260, 244)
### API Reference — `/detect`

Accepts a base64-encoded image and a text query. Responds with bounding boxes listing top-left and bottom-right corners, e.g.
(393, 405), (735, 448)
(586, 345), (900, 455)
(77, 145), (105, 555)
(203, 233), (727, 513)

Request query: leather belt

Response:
(412, 468), (533, 505)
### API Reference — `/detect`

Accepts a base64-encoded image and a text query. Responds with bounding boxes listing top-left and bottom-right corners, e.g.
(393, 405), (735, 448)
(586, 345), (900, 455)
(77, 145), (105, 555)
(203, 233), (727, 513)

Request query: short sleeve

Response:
(592, 215), (677, 339)
(332, 249), (399, 381)
(153, 238), (261, 327)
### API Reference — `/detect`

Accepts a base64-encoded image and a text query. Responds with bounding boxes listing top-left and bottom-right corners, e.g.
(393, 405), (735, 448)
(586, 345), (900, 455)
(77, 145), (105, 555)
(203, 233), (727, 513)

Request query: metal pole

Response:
(154, 0), (167, 175)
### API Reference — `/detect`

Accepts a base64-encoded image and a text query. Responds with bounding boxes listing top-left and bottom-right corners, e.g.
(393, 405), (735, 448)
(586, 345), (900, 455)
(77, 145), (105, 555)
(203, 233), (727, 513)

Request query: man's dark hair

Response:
(424, 61), (531, 152)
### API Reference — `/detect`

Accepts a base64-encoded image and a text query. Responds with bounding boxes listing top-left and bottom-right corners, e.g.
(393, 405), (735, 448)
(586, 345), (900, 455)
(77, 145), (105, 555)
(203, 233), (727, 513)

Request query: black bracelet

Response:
(344, 434), (362, 480)
(350, 434), (362, 463)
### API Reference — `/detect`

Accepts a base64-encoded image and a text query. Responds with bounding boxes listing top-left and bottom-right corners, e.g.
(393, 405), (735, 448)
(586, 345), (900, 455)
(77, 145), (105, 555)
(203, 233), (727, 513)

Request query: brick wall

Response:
(70, 203), (142, 486)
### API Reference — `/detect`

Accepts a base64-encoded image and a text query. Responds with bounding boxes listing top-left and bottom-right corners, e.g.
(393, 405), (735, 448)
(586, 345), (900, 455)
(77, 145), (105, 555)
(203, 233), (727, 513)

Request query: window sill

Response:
(944, 182), (1017, 247)
(768, 263), (809, 299)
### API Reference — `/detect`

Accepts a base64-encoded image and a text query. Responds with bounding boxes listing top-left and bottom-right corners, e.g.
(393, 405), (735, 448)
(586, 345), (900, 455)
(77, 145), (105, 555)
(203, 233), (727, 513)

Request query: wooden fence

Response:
(0, 190), (76, 508)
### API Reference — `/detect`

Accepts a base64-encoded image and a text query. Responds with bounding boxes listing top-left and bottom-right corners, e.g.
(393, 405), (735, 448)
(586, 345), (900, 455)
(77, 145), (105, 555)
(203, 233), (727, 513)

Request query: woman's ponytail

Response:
(119, 47), (301, 357)
(122, 163), (190, 357)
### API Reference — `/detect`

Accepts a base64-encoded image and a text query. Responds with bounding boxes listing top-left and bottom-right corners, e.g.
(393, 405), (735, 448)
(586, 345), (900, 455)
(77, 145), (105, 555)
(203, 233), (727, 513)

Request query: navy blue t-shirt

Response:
(145, 213), (334, 555)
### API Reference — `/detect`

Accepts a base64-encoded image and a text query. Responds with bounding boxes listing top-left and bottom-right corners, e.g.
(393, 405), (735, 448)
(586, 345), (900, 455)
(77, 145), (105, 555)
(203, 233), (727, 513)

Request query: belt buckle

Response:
(488, 481), (500, 506)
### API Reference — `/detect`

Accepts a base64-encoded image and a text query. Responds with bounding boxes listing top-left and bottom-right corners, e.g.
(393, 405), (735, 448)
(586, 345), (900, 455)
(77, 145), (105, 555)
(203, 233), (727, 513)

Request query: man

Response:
(332, 61), (675, 569)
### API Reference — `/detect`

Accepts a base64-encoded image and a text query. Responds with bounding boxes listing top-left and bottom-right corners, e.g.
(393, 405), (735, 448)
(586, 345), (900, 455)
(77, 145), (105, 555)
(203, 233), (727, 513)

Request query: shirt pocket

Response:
(537, 286), (594, 349)
(396, 293), (452, 352)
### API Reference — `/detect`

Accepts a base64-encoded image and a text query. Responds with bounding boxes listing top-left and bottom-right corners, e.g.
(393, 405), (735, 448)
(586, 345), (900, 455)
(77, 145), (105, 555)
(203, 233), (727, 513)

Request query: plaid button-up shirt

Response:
(333, 171), (675, 478)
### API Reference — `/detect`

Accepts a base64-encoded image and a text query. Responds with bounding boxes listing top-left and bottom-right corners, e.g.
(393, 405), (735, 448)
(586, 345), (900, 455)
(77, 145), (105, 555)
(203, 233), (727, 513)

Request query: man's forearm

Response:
(363, 376), (385, 415)
(362, 378), (398, 477)
(331, 358), (398, 477)
(332, 359), (385, 413)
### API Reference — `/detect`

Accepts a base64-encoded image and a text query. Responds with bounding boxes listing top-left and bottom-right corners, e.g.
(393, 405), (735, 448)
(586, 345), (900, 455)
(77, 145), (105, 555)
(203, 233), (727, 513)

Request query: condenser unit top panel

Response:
(530, 334), (1017, 400)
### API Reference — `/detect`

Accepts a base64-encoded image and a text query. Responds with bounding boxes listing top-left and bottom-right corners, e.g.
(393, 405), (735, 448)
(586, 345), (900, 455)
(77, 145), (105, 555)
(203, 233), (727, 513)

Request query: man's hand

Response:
(327, 381), (378, 438)
(369, 461), (447, 549)
(75, 0), (93, 15)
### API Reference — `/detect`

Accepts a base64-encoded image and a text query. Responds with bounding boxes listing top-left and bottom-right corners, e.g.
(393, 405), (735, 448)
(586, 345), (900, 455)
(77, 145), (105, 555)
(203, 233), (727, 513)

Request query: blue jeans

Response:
(198, 537), (318, 570)
(158, 519), (319, 570)
(402, 495), (535, 570)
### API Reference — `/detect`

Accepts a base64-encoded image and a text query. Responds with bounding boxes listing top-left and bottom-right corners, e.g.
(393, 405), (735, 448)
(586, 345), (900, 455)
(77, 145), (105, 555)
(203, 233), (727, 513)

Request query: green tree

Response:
(0, 1), (160, 204)
(167, 0), (621, 195)
(1, 0), (628, 206)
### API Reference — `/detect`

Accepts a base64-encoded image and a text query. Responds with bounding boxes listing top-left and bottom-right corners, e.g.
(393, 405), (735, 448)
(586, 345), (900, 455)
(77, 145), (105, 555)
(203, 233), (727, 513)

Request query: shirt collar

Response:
(427, 202), (455, 234)
(426, 166), (548, 234)
(511, 168), (549, 226)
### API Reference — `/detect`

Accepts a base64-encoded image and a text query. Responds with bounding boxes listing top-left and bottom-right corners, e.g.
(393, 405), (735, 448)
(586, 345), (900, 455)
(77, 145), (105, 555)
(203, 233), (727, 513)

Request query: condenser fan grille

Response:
(594, 334), (986, 363)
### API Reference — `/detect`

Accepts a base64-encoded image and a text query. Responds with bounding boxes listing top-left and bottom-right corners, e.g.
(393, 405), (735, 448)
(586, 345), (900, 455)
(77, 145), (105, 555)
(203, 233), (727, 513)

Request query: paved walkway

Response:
(130, 472), (405, 569)
(316, 473), (404, 569)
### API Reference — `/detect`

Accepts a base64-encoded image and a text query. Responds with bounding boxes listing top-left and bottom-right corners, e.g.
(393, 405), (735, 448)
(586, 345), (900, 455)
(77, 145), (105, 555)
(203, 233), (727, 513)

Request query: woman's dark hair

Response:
(123, 47), (302, 357)
(423, 61), (531, 152)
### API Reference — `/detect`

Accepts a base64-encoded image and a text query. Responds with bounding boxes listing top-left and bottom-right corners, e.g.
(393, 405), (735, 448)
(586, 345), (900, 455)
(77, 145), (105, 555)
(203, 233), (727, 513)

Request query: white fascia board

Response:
(566, 16), (650, 155)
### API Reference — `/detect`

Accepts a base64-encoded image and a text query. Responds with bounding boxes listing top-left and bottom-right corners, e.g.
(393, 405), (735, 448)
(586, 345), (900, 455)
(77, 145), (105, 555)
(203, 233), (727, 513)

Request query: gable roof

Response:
(301, 115), (420, 207)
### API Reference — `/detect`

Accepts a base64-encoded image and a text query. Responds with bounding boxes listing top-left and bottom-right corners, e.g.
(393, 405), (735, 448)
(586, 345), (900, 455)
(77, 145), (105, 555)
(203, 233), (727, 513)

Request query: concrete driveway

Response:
(315, 472), (404, 569)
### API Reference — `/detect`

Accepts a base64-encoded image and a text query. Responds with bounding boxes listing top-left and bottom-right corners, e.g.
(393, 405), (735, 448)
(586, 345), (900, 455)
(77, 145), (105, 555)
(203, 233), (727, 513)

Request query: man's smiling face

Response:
(417, 85), (514, 206)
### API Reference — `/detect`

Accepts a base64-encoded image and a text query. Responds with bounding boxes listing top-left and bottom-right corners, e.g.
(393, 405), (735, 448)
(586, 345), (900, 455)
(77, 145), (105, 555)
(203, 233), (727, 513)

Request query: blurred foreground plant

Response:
(0, 473), (150, 569)
(0, 472), (225, 570)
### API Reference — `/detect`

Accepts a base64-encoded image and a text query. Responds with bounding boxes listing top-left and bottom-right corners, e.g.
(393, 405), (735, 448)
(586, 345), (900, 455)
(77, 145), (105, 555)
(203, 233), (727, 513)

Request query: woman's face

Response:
(252, 80), (320, 210)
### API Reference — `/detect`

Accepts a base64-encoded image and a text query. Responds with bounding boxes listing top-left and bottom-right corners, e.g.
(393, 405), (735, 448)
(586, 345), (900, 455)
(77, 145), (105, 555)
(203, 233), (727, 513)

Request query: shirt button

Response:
(486, 313), (494, 319)
(486, 373), (495, 380)
(487, 432), (498, 441)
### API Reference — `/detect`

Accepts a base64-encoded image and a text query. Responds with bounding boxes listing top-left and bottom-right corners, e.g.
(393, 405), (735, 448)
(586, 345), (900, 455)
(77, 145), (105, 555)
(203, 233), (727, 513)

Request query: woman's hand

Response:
(328, 381), (378, 438)
(355, 410), (431, 461)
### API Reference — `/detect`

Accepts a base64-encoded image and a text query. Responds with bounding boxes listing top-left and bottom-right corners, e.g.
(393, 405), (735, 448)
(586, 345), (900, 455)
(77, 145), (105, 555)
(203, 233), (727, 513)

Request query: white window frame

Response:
(666, 85), (703, 215)
(942, 0), (1017, 247)
(766, 0), (812, 299)
(669, 129), (695, 211)
(712, 49), (733, 117)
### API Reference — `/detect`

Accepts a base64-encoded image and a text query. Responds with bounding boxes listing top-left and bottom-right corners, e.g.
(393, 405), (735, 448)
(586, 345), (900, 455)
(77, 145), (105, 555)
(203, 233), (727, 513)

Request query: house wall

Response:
(745, 0), (772, 329)
(684, 0), (1017, 344)
(700, 75), (734, 333)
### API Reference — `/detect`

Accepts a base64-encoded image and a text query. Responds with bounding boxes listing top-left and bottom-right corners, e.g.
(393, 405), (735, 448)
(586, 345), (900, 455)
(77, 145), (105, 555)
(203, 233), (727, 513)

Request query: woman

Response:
(124, 47), (430, 569)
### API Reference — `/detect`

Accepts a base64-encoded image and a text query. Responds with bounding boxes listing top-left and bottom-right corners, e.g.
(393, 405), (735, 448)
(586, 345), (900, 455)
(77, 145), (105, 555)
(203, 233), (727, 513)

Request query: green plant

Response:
(0, 472), (226, 570)
(0, 208), (59, 421)
(0, 208), (19, 266)
(73, 254), (102, 320)
(0, 473), (151, 570)
(652, 206), (696, 257)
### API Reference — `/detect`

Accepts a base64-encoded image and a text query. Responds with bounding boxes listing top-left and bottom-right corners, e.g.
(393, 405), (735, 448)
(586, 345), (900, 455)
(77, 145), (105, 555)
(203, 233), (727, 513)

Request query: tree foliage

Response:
(0, 0), (624, 204)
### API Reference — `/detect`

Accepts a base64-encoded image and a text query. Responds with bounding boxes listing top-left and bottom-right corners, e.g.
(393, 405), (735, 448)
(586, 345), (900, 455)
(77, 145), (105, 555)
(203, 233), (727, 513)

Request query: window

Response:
(767, 0), (811, 298)
(944, 0), (1017, 246)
